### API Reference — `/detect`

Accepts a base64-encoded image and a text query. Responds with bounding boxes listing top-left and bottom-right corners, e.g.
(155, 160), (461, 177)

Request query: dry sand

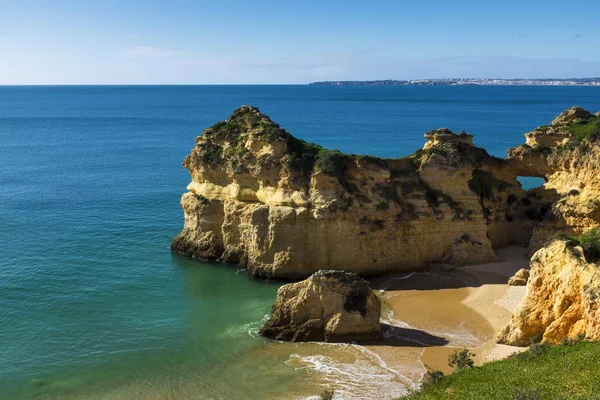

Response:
(366, 246), (529, 382)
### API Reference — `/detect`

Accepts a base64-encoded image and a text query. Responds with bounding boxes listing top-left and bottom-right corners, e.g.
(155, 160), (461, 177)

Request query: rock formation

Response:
(259, 270), (382, 342)
(498, 238), (600, 345)
(498, 107), (600, 345)
(508, 268), (529, 286)
(172, 106), (541, 279)
(508, 106), (600, 254)
(171, 105), (600, 346)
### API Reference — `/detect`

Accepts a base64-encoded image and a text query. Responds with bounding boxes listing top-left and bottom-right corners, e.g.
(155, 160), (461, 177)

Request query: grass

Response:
(403, 341), (600, 400)
(553, 116), (600, 152)
(564, 228), (600, 263)
(568, 117), (600, 146)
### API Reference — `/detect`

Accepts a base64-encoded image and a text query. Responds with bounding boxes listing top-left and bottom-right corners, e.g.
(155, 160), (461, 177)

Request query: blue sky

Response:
(1, 0), (599, 84)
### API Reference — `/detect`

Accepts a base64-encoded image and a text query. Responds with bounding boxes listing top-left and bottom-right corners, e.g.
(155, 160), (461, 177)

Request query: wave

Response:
(287, 344), (417, 400)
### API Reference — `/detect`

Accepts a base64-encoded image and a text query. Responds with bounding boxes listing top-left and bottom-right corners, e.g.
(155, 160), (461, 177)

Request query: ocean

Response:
(1, 85), (599, 400)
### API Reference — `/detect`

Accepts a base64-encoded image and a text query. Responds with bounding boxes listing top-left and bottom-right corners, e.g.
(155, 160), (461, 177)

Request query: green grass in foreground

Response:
(403, 341), (600, 400)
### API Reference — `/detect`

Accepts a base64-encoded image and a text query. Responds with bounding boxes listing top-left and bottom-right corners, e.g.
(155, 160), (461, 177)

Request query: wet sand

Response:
(366, 246), (529, 385)
(146, 246), (530, 400)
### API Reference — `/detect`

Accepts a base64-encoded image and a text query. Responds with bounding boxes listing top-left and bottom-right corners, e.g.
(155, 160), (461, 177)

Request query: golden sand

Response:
(366, 246), (529, 384)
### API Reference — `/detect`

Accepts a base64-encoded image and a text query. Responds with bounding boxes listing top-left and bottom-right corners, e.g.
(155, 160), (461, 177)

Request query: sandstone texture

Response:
(508, 106), (600, 254)
(498, 239), (600, 345)
(508, 268), (530, 286)
(259, 270), (382, 342)
(172, 106), (542, 279)
(172, 105), (600, 346)
(498, 107), (600, 345)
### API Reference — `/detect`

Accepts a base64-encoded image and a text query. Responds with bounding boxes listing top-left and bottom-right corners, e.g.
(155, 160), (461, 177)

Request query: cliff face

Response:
(508, 107), (600, 254)
(498, 238), (600, 346)
(172, 106), (537, 279)
(498, 107), (600, 345)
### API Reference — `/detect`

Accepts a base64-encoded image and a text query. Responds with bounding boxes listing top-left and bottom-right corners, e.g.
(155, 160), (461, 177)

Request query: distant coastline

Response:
(309, 78), (600, 86)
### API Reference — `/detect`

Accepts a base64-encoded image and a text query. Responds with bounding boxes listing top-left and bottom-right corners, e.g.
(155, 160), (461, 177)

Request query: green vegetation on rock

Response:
(404, 341), (600, 400)
(551, 115), (600, 153)
(314, 150), (349, 178)
(567, 117), (600, 147)
(207, 106), (289, 142)
(565, 228), (600, 263)
(283, 135), (324, 180)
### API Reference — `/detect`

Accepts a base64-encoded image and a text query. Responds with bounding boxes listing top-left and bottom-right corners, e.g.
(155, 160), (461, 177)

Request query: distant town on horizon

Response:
(310, 78), (600, 86)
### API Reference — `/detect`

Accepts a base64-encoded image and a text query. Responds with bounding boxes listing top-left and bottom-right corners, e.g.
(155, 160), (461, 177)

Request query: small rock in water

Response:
(260, 270), (382, 342)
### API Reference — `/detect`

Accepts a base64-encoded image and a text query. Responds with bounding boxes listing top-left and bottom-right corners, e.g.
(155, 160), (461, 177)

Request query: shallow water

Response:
(2, 85), (600, 399)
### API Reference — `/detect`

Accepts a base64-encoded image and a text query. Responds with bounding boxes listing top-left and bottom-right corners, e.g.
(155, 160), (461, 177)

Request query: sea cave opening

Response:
(517, 176), (545, 191)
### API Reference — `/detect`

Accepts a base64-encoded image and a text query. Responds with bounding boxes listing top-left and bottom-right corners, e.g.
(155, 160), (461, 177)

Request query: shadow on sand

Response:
(369, 246), (530, 291)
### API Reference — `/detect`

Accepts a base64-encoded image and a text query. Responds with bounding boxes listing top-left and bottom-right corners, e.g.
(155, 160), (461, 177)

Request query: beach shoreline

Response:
(365, 246), (529, 390)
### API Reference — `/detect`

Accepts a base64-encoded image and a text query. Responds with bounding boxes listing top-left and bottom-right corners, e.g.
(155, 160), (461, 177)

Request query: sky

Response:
(0, 0), (599, 84)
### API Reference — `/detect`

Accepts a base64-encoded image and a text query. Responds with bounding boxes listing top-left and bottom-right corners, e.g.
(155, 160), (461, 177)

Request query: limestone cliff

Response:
(498, 236), (600, 345)
(508, 106), (600, 254)
(172, 106), (536, 279)
(259, 270), (382, 342)
(496, 107), (600, 346)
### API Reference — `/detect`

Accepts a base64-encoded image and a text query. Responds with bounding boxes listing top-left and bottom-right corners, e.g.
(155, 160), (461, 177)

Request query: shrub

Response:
(319, 389), (335, 400)
(526, 341), (549, 359)
(562, 333), (586, 346)
(568, 117), (600, 146)
(199, 141), (223, 165)
(315, 150), (348, 178)
(565, 228), (600, 263)
(403, 341), (600, 399)
(284, 136), (322, 181)
(448, 349), (475, 371)
(422, 365), (444, 386)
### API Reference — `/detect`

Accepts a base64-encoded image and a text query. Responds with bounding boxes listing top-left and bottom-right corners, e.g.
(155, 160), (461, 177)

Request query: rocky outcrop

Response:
(494, 107), (600, 346)
(552, 106), (594, 126)
(498, 238), (600, 345)
(259, 270), (382, 342)
(508, 268), (529, 286)
(172, 106), (539, 279)
(508, 107), (600, 254)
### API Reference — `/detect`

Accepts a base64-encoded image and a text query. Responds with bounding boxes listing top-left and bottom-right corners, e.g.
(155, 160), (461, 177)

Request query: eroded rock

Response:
(259, 270), (382, 342)
(551, 106), (594, 125)
(172, 106), (539, 279)
(498, 239), (600, 346)
(508, 268), (530, 286)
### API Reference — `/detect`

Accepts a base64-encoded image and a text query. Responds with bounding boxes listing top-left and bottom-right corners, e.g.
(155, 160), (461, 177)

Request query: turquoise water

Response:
(1, 85), (600, 399)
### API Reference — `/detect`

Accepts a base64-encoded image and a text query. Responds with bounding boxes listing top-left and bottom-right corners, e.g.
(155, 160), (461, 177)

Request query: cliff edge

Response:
(171, 106), (543, 279)
(498, 107), (600, 345)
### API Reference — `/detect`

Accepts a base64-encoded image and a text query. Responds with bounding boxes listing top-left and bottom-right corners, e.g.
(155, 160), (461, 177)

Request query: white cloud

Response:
(120, 46), (191, 58)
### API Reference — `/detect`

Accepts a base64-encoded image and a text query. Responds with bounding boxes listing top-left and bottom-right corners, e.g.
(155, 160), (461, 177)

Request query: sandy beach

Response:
(366, 246), (529, 383)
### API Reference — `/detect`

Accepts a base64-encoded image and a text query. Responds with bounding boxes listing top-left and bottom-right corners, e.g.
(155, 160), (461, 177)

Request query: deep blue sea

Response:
(1, 85), (599, 400)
